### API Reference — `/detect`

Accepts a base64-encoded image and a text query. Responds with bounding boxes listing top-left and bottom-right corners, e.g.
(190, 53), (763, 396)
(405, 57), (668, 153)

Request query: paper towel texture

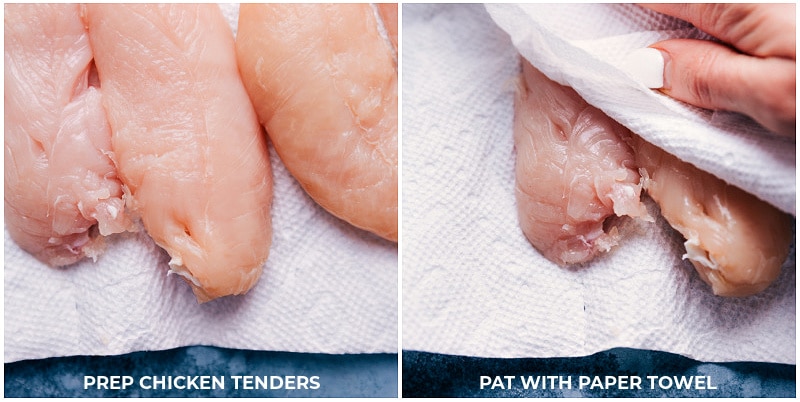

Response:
(402, 4), (795, 364)
(4, 3), (397, 363)
(486, 3), (795, 216)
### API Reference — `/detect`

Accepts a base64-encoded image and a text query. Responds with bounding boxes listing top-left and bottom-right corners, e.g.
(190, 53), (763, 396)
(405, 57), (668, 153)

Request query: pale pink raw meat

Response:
(236, 4), (398, 242)
(626, 134), (793, 297)
(4, 3), (131, 267)
(514, 59), (647, 265)
(84, 4), (273, 302)
(376, 4), (398, 52)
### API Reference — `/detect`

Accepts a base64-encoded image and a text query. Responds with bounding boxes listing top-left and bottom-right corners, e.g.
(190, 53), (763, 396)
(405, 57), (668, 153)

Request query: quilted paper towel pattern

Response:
(485, 3), (795, 216)
(4, 3), (397, 363)
(402, 4), (794, 364)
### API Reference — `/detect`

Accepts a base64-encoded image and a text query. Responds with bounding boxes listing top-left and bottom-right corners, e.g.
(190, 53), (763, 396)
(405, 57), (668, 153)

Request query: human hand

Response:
(640, 4), (796, 137)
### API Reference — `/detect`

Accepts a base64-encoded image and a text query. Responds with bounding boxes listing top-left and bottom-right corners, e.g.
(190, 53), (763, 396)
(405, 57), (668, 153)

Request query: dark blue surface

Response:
(402, 348), (796, 398)
(4, 346), (397, 397)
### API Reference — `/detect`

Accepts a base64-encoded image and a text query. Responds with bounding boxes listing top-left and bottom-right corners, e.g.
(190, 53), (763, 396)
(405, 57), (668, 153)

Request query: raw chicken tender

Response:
(4, 3), (131, 267)
(84, 4), (273, 302)
(376, 4), (398, 52)
(626, 134), (793, 297)
(514, 60), (647, 265)
(236, 4), (398, 242)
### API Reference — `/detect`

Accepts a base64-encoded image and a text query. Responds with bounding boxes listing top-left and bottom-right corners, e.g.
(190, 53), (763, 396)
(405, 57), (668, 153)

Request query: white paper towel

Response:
(402, 4), (795, 364)
(486, 3), (795, 216)
(4, 3), (397, 363)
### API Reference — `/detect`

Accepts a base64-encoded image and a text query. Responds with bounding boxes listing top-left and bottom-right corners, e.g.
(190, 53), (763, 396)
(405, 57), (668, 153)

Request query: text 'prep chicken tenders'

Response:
(84, 3), (273, 302)
(4, 4), (134, 267)
(236, 3), (399, 242)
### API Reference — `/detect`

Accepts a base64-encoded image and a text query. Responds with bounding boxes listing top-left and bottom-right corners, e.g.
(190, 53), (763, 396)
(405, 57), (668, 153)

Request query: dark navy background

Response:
(402, 348), (795, 398)
(4, 346), (397, 397)
(6, 346), (795, 397)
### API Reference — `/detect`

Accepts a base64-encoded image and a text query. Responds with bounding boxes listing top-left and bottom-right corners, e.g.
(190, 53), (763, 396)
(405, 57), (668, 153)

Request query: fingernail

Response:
(622, 47), (665, 89)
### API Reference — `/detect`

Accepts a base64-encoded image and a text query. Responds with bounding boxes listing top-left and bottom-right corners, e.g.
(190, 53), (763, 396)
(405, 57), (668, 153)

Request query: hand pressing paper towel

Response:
(4, 3), (397, 363)
(402, 4), (794, 365)
(485, 3), (795, 216)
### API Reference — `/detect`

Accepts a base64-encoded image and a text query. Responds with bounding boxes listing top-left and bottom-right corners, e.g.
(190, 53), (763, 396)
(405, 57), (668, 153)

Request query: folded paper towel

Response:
(485, 3), (795, 216)
(402, 4), (794, 364)
(4, 3), (397, 363)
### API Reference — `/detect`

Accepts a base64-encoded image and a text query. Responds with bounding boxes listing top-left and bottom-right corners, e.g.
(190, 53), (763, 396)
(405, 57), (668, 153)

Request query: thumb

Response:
(650, 38), (796, 138)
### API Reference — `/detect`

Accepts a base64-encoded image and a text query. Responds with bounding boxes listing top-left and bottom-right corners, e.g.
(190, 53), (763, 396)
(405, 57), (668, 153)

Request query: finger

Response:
(651, 38), (796, 137)
(641, 3), (796, 59)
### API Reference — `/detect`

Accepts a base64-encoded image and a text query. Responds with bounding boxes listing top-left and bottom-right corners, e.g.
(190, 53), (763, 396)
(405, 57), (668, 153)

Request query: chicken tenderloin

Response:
(84, 4), (273, 302)
(4, 3), (132, 267)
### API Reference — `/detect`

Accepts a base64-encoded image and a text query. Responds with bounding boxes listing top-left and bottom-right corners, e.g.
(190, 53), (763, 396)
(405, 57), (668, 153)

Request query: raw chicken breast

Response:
(514, 59), (647, 265)
(376, 4), (398, 52)
(236, 4), (398, 242)
(84, 4), (273, 302)
(4, 3), (131, 267)
(626, 134), (793, 297)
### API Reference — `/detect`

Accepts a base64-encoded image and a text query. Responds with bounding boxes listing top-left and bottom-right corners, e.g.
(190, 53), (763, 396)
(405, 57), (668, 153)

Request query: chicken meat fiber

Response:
(84, 4), (273, 302)
(514, 59), (647, 265)
(4, 3), (132, 267)
(236, 4), (398, 242)
(627, 133), (794, 297)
